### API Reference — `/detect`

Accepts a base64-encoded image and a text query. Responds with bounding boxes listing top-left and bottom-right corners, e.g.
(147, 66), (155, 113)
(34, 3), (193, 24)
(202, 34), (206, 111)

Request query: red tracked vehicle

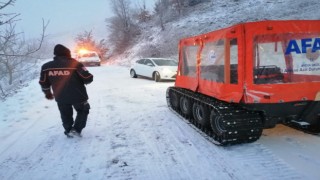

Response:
(166, 20), (320, 145)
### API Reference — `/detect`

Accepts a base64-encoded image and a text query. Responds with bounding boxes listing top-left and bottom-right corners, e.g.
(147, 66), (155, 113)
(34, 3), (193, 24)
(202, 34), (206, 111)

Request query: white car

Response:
(130, 58), (178, 82)
(77, 51), (101, 66)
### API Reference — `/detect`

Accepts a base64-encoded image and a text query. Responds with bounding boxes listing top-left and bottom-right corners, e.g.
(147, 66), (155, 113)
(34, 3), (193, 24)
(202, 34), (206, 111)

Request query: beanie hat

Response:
(54, 44), (71, 57)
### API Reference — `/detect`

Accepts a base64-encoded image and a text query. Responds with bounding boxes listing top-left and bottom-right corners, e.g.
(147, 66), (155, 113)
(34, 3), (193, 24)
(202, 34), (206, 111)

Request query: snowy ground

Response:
(0, 65), (320, 180)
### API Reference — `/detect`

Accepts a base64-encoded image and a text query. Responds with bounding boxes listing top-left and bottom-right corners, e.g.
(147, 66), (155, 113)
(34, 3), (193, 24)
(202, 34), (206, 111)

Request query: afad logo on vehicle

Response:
(285, 38), (320, 61)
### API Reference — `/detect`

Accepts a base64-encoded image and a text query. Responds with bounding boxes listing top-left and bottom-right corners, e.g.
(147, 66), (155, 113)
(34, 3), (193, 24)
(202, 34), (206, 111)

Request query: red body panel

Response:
(175, 20), (320, 104)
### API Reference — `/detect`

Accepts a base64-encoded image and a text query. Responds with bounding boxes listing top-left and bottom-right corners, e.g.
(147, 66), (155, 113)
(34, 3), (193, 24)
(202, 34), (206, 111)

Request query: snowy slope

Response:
(0, 65), (320, 180)
(108, 0), (320, 66)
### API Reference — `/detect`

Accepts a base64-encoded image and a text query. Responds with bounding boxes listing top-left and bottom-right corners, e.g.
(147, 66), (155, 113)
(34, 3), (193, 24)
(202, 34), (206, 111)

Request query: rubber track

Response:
(167, 87), (263, 146)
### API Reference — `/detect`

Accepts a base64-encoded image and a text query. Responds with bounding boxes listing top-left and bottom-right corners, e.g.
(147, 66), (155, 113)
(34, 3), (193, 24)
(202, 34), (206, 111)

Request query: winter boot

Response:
(71, 128), (82, 137)
(64, 131), (73, 138)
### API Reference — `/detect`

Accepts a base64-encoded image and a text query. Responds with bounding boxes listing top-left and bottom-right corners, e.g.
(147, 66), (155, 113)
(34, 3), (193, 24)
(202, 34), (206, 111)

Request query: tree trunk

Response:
(160, 15), (165, 31)
(5, 62), (13, 85)
(8, 67), (13, 85)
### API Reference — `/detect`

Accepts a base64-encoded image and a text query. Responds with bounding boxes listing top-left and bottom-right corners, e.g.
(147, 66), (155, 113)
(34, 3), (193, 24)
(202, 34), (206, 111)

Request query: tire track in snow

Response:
(74, 95), (130, 180)
(102, 117), (140, 179)
(94, 95), (143, 180)
(167, 110), (247, 180)
(134, 114), (181, 180)
(167, 108), (305, 180)
(0, 114), (62, 179)
(0, 114), (101, 180)
(224, 143), (305, 180)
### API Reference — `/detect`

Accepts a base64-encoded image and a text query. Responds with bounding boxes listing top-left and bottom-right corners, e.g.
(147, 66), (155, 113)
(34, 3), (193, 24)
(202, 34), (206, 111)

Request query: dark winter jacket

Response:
(39, 56), (93, 104)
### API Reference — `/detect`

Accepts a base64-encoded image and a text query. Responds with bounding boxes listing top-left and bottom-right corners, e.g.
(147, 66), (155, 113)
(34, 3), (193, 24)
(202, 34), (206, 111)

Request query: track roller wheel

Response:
(192, 102), (210, 127)
(210, 109), (228, 144)
(169, 90), (180, 110)
(180, 96), (192, 118)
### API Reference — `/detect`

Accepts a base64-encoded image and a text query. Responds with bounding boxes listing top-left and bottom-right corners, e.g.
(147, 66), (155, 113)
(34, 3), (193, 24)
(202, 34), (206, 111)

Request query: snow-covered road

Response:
(0, 65), (320, 180)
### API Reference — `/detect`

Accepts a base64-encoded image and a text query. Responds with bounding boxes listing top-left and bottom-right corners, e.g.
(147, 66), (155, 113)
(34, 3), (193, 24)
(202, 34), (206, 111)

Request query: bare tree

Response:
(111, 0), (131, 32)
(75, 30), (96, 51)
(133, 0), (151, 23)
(155, 0), (170, 30)
(0, 20), (48, 85)
(0, 0), (48, 99)
(171, 0), (185, 16)
(32, 39), (55, 59)
(0, 20), (48, 57)
(75, 30), (109, 60)
(95, 39), (109, 60)
(0, 0), (19, 26)
(107, 0), (140, 54)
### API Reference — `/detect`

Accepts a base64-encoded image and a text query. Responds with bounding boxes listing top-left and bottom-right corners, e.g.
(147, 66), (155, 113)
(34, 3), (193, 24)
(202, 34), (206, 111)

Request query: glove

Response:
(45, 92), (54, 100)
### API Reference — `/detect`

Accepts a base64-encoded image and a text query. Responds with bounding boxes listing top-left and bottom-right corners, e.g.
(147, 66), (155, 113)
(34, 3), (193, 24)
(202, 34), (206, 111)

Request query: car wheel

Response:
(154, 71), (161, 82)
(130, 69), (137, 78)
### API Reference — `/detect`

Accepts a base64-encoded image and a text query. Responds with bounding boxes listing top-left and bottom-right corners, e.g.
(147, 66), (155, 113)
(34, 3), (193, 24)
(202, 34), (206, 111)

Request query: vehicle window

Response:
(200, 39), (225, 82)
(254, 34), (320, 84)
(230, 39), (238, 84)
(137, 59), (145, 64)
(181, 45), (198, 77)
(144, 59), (154, 66)
(80, 53), (97, 58)
(152, 59), (178, 66)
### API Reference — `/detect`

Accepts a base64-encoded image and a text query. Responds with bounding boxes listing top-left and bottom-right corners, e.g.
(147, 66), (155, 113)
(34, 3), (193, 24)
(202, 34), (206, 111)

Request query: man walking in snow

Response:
(39, 44), (93, 138)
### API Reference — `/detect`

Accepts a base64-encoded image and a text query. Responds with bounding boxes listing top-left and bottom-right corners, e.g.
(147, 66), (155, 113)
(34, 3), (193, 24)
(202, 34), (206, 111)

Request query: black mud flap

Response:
(294, 101), (320, 134)
(284, 120), (320, 135)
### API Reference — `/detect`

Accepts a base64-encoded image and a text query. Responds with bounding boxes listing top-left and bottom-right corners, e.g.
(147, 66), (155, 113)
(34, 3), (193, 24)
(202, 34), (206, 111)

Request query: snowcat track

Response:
(167, 87), (263, 146)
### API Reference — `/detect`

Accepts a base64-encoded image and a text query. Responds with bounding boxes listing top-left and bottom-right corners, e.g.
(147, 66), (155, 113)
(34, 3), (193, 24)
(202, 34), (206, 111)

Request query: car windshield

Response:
(81, 53), (97, 58)
(152, 59), (178, 66)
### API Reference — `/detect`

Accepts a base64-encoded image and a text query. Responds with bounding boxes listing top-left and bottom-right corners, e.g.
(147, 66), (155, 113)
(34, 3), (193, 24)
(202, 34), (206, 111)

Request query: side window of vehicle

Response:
(144, 59), (154, 66)
(199, 38), (238, 84)
(230, 38), (238, 84)
(137, 59), (145, 64)
(200, 39), (225, 82)
(181, 45), (198, 77)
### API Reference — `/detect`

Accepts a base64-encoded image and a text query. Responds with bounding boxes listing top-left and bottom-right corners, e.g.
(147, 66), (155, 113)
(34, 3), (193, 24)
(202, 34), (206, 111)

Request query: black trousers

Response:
(57, 101), (90, 133)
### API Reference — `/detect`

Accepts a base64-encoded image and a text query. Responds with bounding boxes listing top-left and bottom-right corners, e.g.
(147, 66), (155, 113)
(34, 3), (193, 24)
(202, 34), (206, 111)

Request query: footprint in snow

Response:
(119, 162), (128, 167)
(85, 168), (91, 173)
(112, 158), (119, 164)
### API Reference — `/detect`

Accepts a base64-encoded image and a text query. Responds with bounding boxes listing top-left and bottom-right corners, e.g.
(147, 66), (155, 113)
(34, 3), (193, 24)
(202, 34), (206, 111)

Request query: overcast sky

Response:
(4, 0), (155, 48)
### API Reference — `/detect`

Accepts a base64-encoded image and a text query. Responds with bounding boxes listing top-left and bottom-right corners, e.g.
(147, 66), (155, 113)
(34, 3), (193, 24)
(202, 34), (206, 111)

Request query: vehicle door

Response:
(134, 59), (145, 75)
(142, 59), (156, 77)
